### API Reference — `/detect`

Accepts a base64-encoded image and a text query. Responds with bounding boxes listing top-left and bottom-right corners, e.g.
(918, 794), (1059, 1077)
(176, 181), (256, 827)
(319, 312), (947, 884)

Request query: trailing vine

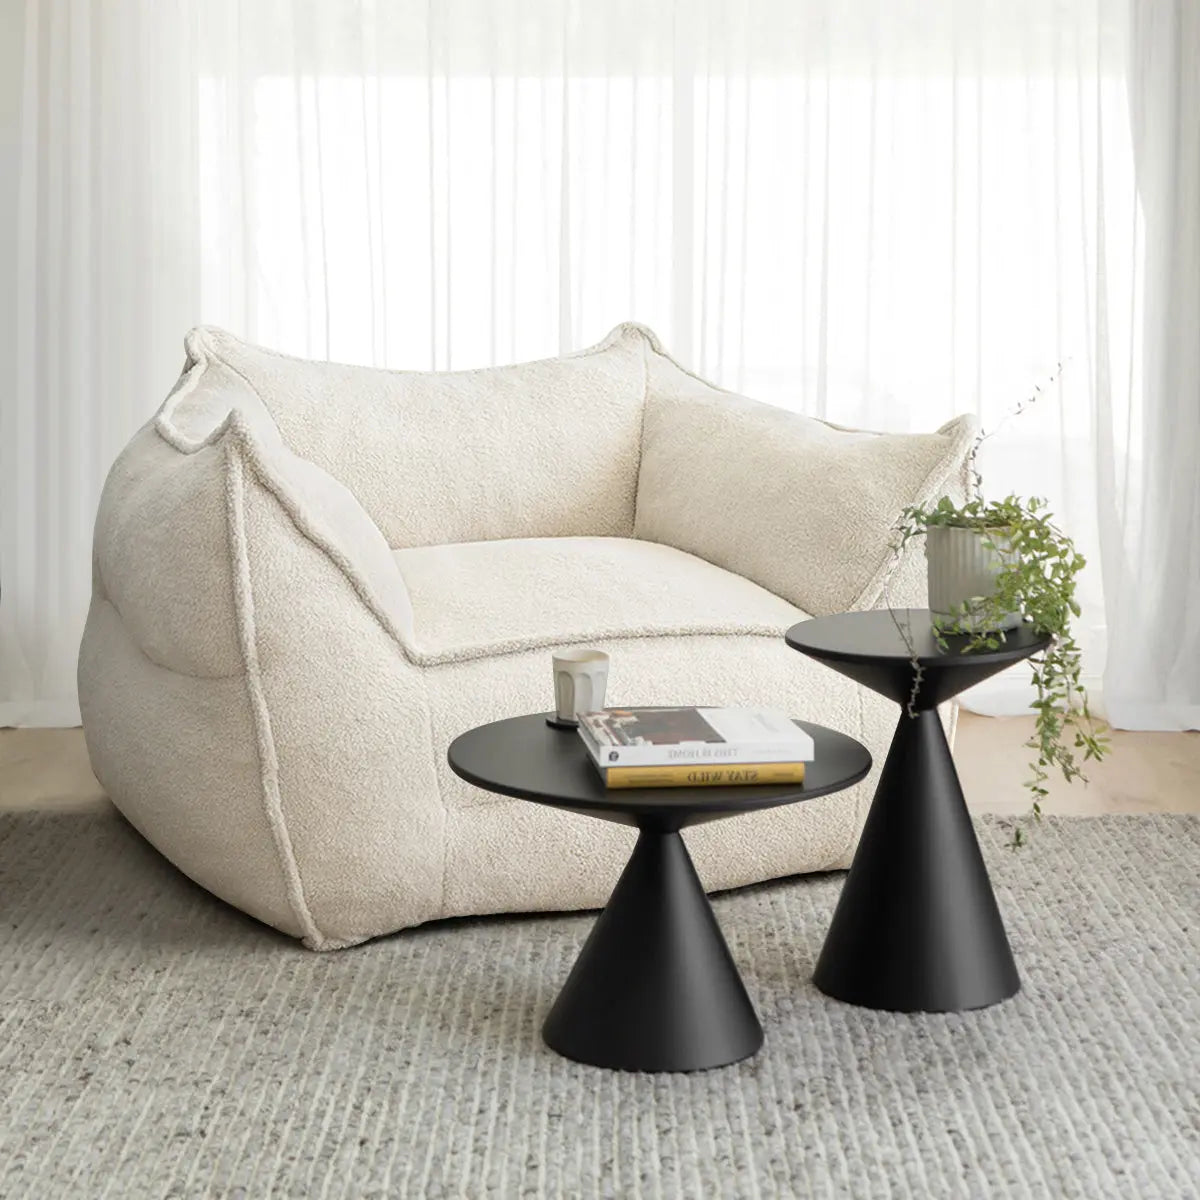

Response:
(881, 365), (1109, 846)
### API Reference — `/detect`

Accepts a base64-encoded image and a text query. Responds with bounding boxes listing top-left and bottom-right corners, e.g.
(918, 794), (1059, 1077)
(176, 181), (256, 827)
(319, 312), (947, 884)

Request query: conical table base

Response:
(814, 709), (1019, 1011)
(543, 829), (763, 1072)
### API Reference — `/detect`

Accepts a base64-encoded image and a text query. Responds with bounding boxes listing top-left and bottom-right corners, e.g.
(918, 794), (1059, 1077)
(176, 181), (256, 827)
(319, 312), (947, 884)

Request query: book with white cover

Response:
(576, 706), (814, 768)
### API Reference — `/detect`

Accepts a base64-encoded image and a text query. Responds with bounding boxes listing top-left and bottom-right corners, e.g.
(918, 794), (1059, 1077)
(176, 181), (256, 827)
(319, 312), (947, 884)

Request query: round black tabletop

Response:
(785, 608), (1050, 667)
(785, 609), (1051, 710)
(447, 713), (872, 827)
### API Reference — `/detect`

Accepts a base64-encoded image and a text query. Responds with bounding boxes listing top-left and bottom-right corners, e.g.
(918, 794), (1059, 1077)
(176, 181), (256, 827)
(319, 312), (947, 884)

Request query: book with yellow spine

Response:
(601, 761), (806, 790)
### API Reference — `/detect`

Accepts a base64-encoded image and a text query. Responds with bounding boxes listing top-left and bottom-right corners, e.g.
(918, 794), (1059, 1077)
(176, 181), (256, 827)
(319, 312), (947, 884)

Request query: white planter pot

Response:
(925, 524), (1022, 632)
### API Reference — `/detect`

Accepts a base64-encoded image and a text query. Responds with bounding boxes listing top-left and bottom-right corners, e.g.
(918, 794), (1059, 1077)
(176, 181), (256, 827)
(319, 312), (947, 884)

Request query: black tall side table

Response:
(786, 608), (1050, 1013)
(448, 713), (871, 1072)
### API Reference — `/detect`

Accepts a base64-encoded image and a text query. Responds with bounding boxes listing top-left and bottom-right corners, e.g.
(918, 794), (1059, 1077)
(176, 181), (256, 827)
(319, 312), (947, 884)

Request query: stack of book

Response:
(577, 706), (814, 789)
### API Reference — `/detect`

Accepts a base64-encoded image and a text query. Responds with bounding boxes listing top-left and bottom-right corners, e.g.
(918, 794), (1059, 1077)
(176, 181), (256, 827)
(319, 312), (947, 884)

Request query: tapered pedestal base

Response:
(814, 710), (1019, 1012)
(543, 829), (763, 1072)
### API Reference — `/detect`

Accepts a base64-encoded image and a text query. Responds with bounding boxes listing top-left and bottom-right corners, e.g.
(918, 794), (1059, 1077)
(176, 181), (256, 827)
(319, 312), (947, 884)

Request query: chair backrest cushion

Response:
(185, 324), (653, 548)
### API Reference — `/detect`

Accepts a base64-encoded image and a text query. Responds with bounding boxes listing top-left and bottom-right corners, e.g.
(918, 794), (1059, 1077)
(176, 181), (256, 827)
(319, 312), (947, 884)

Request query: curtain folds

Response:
(1101, 1), (1200, 729)
(2, 0), (1195, 728)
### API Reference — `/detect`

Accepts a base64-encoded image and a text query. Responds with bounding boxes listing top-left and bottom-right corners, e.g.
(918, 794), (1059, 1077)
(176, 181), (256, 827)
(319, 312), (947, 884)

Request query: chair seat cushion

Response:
(394, 536), (805, 664)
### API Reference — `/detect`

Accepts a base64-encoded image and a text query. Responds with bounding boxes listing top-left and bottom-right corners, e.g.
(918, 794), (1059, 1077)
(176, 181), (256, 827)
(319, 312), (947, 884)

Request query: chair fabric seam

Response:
(224, 441), (326, 949)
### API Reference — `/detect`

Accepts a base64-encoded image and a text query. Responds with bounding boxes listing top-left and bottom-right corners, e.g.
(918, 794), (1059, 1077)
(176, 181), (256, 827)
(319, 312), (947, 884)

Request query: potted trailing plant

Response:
(891, 492), (1109, 844)
(922, 497), (1022, 632)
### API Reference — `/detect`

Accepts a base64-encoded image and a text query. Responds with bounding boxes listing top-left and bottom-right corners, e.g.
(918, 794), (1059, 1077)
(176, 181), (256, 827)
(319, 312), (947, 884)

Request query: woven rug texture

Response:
(1, 811), (1197, 1199)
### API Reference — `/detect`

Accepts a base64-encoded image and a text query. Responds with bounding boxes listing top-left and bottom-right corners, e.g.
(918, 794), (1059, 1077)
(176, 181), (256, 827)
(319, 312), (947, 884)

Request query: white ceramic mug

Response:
(552, 649), (609, 724)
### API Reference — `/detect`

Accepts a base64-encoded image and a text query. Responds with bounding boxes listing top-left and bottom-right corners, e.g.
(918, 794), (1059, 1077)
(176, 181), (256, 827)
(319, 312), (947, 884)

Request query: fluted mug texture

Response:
(925, 524), (1022, 632)
(552, 649), (610, 723)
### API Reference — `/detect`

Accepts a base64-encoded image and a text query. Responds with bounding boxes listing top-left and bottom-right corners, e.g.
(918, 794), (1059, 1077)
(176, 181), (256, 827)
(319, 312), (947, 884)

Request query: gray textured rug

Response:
(1, 811), (1196, 1199)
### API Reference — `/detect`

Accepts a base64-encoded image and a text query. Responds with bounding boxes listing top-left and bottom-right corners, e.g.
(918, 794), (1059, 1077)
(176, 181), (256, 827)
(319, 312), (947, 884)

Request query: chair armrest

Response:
(85, 353), (432, 949)
(847, 449), (973, 612)
(227, 419), (439, 943)
(634, 386), (977, 616)
(92, 407), (415, 686)
(217, 419), (436, 947)
(158, 335), (415, 650)
(228, 418), (416, 652)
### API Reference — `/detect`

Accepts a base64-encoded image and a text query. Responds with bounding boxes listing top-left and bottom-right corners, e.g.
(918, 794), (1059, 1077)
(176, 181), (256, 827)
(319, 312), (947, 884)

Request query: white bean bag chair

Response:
(79, 324), (976, 949)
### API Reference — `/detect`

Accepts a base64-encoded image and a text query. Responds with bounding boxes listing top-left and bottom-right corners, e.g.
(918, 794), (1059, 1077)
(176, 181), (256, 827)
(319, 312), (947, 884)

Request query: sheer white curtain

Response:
(3, 0), (1194, 728)
(1102, 1), (1200, 729)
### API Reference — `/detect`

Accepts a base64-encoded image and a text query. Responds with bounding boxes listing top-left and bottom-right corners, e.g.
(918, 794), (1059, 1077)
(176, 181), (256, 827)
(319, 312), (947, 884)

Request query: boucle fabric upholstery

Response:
(636, 345), (979, 616)
(79, 323), (975, 949)
(193, 325), (649, 549)
(393, 537), (803, 662)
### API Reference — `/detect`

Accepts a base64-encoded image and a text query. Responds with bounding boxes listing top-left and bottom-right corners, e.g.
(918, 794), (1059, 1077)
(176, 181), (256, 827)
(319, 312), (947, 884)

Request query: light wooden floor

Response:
(2, 715), (1198, 816)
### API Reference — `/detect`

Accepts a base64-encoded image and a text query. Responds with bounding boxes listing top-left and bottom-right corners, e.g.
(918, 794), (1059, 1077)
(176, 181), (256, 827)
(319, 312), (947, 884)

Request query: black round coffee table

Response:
(786, 608), (1051, 1013)
(448, 713), (871, 1072)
